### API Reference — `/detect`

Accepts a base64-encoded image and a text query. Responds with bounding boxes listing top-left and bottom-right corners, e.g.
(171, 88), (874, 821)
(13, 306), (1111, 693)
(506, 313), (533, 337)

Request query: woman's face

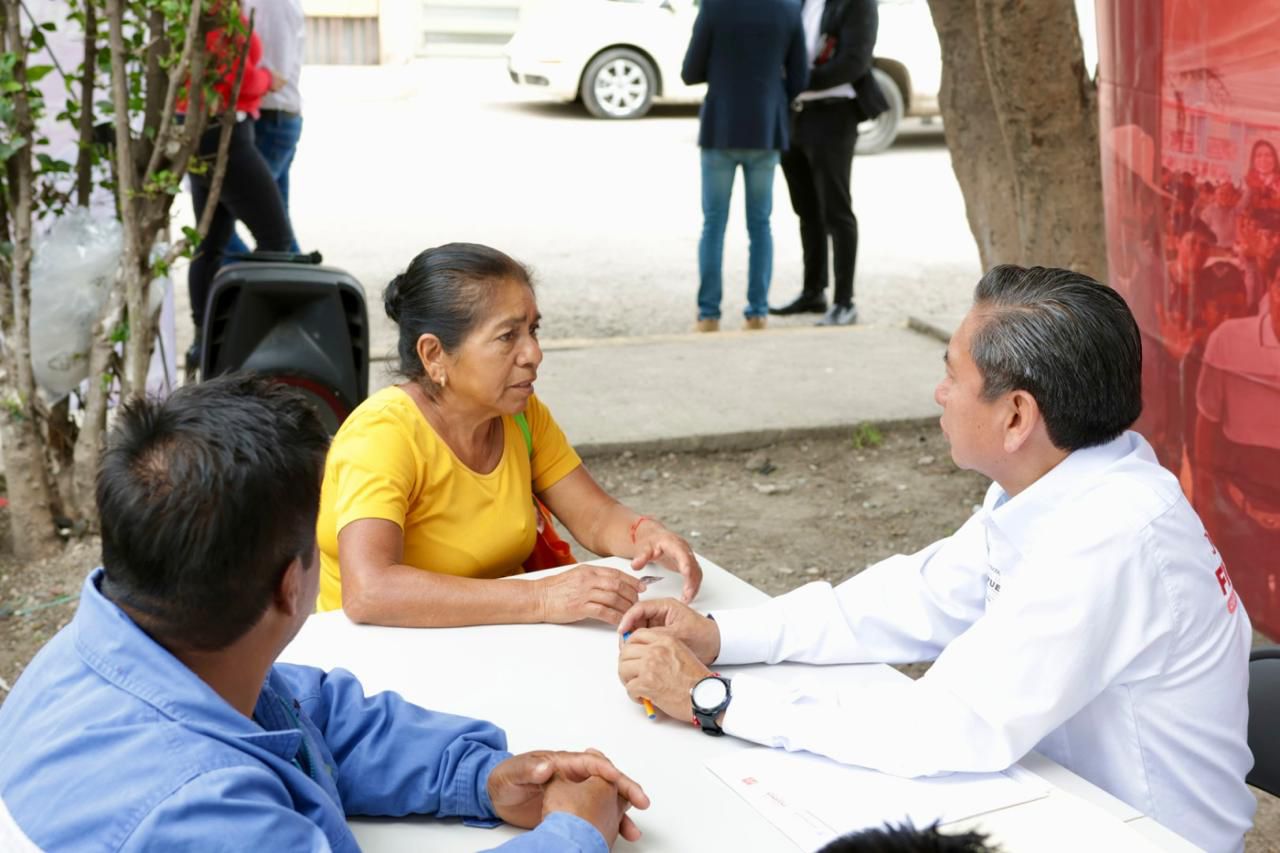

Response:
(1254, 144), (1277, 175)
(438, 278), (543, 417)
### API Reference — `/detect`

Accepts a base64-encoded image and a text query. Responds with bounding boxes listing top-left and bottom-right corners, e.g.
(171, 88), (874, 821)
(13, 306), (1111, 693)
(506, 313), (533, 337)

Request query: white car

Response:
(504, 0), (942, 154)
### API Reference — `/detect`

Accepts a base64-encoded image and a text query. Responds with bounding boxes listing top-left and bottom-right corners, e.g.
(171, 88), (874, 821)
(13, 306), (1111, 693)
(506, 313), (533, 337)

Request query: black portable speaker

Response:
(199, 259), (369, 434)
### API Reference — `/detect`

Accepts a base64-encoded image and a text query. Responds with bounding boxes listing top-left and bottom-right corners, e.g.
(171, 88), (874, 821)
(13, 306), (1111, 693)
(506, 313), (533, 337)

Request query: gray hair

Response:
(970, 265), (1142, 451)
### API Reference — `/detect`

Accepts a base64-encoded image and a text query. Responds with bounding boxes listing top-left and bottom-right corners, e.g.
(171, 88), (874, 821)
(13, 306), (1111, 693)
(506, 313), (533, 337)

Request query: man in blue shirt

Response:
(0, 375), (647, 852)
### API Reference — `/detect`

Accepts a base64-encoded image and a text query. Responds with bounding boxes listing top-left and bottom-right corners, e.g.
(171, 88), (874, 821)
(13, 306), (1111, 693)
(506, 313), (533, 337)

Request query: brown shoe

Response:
(695, 318), (720, 332)
(743, 316), (767, 331)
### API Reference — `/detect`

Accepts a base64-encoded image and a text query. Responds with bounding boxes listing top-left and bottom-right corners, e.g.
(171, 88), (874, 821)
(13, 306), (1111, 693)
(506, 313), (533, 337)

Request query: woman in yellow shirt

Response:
(317, 242), (701, 626)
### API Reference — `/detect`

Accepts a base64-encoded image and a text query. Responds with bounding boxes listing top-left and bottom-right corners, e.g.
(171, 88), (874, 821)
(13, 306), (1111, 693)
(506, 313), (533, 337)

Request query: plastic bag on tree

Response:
(29, 210), (173, 399)
(29, 208), (122, 397)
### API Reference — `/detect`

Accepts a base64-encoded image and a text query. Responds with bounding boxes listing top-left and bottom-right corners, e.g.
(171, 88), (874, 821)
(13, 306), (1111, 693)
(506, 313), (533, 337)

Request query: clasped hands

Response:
(488, 749), (650, 846)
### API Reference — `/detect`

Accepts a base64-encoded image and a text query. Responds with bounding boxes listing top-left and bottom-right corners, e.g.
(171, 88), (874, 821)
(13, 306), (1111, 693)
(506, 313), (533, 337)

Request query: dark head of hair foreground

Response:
(384, 242), (533, 393)
(818, 821), (998, 853)
(970, 264), (1143, 452)
(97, 374), (330, 650)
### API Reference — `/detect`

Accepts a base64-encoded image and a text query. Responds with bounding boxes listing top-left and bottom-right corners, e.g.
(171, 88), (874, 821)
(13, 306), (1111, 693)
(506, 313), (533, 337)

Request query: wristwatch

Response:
(690, 674), (732, 736)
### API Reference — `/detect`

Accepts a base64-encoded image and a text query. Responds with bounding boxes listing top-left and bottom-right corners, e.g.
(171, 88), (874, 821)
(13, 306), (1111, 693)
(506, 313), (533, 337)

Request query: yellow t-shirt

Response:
(316, 387), (582, 612)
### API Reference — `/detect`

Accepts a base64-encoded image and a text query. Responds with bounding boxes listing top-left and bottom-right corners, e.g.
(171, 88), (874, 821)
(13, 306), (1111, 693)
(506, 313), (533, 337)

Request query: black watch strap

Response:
(691, 674), (732, 736)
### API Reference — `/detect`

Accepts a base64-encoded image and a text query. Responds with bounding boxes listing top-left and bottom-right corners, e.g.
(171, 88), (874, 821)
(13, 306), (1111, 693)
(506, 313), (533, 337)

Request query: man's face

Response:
(1258, 226), (1280, 263)
(934, 311), (1008, 475)
(1178, 230), (1210, 271)
(1203, 289), (1248, 333)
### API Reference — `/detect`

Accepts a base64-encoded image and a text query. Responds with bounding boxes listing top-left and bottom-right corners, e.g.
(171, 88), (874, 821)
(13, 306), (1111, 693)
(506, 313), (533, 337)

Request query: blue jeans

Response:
(698, 148), (780, 320)
(227, 110), (302, 255)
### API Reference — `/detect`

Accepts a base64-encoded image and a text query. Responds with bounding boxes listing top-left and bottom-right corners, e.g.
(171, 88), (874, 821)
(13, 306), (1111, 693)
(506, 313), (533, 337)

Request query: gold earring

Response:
(439, 374), (447, 388)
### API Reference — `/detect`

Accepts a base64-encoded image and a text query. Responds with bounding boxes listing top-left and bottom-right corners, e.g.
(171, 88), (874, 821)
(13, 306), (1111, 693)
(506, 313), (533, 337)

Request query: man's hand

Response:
(630, 524), (702, 602)
(542, 774), (635, 848)
(617, 630), (713, 722)
(618, 598), (720, 664)
(268, 70), (287, 93)
(487, 749), (649, 841)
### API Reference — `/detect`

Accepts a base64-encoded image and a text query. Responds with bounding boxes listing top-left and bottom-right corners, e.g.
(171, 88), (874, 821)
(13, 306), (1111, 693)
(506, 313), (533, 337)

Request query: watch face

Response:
(692, 677), (728, 711)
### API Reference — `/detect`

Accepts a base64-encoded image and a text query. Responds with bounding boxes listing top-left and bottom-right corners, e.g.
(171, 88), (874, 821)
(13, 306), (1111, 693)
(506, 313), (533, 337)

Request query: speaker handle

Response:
(223, 250), (324, 266)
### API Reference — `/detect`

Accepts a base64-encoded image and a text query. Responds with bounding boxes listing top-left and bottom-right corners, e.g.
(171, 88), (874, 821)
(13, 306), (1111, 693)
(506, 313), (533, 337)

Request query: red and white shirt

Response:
(712, 431), (1254, 853)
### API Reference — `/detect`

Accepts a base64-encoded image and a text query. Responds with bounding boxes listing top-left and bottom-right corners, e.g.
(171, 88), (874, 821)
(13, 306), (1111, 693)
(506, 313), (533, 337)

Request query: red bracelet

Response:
(629, 515), (654, 544)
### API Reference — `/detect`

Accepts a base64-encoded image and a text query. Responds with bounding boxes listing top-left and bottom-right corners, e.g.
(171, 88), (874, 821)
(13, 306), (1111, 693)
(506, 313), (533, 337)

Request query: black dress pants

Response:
(187, 119), (294, 329)
(781, 99), (860, 307)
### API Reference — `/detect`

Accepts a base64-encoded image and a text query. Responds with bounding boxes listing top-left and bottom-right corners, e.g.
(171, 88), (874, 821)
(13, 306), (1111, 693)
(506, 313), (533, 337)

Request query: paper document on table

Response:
(706, 747), (1048, 851)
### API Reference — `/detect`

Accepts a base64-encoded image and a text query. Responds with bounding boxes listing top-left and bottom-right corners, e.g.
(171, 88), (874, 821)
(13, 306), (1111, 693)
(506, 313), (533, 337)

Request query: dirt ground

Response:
(0, 423), (1276, 847)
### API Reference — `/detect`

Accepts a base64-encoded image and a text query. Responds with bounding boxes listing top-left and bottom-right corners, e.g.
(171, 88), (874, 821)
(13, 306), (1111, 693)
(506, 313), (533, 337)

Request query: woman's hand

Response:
(631, 521), (702, 602)
(536, 565), (646, 626)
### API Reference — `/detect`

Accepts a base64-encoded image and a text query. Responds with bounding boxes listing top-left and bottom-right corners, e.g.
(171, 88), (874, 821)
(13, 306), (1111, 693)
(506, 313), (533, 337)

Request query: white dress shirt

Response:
(797, 0), (855, 102)
(1198, 310), (1280, 450)
(245, 0), (305, 114)
(712, 431), (1255, 853)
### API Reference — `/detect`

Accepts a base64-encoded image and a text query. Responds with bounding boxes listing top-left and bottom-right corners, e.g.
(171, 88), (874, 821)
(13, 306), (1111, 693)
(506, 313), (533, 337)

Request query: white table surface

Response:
(280, 557), (1202, 852)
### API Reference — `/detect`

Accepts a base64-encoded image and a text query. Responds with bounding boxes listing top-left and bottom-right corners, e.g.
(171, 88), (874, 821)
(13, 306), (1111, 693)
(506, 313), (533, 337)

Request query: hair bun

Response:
(384, 275), (403, 324)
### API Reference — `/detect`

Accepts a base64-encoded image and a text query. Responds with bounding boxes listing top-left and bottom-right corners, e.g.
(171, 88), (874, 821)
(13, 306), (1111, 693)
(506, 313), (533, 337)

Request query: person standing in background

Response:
(681, 0), (808, 332)
(227, 0), (306, 257)
(184, 4), (295, 371)
(770, 0), (886, 327)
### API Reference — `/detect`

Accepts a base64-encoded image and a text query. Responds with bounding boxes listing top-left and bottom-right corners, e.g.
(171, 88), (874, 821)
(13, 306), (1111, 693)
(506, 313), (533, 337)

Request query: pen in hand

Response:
(621, 631), (657, 720)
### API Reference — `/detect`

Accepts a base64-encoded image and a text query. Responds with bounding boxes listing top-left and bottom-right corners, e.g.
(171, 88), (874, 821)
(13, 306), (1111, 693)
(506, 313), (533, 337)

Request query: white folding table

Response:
(280, 557), (1203, 852)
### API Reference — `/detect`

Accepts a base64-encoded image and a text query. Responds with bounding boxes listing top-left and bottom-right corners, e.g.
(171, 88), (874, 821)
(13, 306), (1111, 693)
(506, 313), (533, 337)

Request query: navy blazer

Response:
(681, 0), (808, 151)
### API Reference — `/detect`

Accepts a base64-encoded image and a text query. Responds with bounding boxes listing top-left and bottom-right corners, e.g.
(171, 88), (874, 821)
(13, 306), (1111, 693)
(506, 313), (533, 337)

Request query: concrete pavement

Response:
(368, 322), (947, 455)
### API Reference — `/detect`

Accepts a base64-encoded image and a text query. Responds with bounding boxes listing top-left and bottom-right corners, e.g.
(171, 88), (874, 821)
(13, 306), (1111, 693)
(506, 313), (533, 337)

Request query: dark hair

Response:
(1250, 207), (1280, 232)
(1197, 261), (1247, 308)
(1183, 218), (1216, 245)
(818, 822), (997, 853)
(384, 243), (533, 393)
(970, 265), (1142, 452)
(1250, 139), (1278, 173)
(97, 374), (330, 650)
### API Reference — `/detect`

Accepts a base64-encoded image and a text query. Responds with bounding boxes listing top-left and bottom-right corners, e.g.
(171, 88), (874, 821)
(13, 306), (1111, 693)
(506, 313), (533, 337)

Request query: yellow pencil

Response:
(623, 632), (658, 720)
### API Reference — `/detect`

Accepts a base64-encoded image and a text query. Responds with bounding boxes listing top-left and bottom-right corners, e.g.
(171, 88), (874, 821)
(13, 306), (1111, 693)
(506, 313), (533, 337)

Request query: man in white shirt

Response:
(618, 265), (1256, 853)
(228, 0), (305, 255)
(1193, 256), (1280, 634)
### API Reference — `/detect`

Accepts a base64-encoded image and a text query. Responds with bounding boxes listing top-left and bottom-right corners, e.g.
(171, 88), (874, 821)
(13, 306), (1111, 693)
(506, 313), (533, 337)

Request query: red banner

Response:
(1099, 0), (1280, 637)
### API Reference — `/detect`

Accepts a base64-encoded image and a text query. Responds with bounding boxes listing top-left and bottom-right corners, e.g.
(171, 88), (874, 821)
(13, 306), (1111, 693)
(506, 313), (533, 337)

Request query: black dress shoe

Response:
(769, 294), (828, 316)
(185, 330), (203, 377)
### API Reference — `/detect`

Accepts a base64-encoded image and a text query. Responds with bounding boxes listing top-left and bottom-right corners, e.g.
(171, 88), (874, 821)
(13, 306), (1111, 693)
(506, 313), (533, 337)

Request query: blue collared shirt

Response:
(0, 570), (606, 852)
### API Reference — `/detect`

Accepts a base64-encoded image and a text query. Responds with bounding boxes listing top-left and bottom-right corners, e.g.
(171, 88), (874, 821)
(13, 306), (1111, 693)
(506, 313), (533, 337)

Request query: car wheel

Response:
(581, 48), (657, 119)
(857, 67), (905, 155)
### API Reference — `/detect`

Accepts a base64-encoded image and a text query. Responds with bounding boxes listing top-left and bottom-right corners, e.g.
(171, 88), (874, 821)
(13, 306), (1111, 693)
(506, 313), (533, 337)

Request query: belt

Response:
(258, 108), (301, 120)
(792, 96), (854, 113)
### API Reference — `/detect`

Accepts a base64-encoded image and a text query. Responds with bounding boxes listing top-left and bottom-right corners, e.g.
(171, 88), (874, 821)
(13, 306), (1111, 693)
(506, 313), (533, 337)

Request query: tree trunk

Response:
(0, 0), (64, 561)
(70, 286), (124, 527)
(926, 0), (1108, 279)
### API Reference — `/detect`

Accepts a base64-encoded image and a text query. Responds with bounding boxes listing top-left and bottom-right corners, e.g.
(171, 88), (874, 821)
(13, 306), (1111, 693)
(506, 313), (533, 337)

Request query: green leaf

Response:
(0, 136), (29, 159)
(181, 225), (202, 248)
(109, 320), (129, 345)
(25, 65), (54, 83)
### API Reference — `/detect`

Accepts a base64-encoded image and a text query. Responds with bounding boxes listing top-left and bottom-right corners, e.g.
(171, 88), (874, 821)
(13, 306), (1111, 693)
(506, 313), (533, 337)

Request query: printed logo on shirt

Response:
(985, 565), (1002, 606)
(1207, 533), (1239, 615)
